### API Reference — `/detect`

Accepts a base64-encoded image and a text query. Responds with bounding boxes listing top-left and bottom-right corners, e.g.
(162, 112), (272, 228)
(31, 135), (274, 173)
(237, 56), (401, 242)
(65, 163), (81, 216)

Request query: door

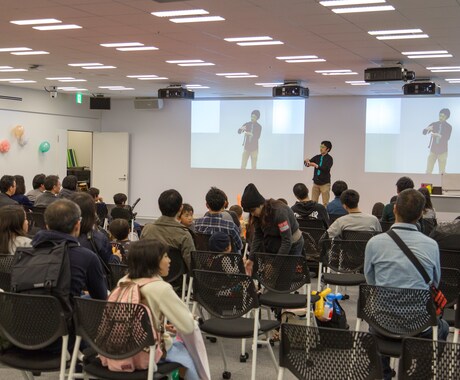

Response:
(92, 132), (129, 200)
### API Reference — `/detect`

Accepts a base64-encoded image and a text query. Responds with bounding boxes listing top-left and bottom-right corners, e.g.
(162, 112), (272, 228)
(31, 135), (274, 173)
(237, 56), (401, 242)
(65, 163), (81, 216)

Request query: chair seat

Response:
(259, 292), (307, 308)
(84, 357), (181, 380)
(374, 335), (403, 357)
(200, 317), (280, 338)
(0, 347), (68, 372)
(443, 307), (455, 326)
(322, 273), (366, 286)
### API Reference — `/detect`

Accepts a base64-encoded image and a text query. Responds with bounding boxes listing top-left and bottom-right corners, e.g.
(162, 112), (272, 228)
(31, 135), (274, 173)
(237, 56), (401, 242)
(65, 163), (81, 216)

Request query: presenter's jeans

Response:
(312, 183), (331, 206)
(426, 151), (447, 174)
(241, 149), (258, 169)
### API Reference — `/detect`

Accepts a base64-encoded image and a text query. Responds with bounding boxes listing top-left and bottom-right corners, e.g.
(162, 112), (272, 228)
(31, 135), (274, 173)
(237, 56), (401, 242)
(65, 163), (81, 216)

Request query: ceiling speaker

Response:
(134, 97), (164, 110)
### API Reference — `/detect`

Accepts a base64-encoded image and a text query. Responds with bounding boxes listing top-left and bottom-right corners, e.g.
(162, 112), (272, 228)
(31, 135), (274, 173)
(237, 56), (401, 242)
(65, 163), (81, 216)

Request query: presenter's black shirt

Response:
(310, 153), (333, 185)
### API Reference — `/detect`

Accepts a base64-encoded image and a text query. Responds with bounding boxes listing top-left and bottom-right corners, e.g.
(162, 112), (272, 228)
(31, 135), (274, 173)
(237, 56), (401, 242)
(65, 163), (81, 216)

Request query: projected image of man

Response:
(423, 108), (452, 174)
(238, 109), (262, 169)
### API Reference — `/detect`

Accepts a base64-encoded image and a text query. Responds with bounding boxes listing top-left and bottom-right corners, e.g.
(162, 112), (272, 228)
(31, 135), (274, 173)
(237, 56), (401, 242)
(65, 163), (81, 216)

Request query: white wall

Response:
(100, 97), (446, 220)
(0, 85), (101, 188)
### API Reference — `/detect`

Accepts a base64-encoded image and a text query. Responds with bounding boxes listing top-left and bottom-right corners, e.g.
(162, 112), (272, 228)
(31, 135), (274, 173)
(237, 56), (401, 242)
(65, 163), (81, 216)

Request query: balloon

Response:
(0, 140), (11, 153)
(39, 141), (51, 153)
(13, 125), (24, 139)
(18, 137), (28, 147)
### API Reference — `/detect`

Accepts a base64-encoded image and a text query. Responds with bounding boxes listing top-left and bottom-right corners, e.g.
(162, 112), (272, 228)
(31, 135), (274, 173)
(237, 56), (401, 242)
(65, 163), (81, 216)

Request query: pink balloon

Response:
(0, 139), (11, 153)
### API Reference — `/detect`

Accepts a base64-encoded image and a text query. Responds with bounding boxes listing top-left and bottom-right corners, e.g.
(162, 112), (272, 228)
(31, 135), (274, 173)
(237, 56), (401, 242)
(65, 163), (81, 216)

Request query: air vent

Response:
(0, 95), (22, 101)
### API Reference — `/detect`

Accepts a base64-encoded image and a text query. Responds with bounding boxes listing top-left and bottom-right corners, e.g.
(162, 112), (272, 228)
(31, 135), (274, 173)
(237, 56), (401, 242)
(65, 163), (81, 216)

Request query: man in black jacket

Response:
(291, 182), (330, 228)
(304, 140), (333, 206)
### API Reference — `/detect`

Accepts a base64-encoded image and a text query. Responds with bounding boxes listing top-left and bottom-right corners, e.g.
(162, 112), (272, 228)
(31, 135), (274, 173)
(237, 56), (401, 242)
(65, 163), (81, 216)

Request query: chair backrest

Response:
(279, 324), (382, 380)
(321, 239), (368, 273)
(193, 233), (211, 251)
(379, 220), (394, 232)
(163, 247), (188, 283)
(254, 252), (311, 293)
(439, 267), (460, 307)
(299, 226), (327, 245)
(341, 229), (377, 240)
(108, 263), (128, 290)
(191, 250), (244, 275)
(399, 337), (460, 380)
(440, 249), (460, 270)
(73, 297), (155, 359)
(420, 218), (437, 236)
(0, 292), (68, 350)
(357, 284), (437, 339)
(28, 210), (46, 230)
(297, 218), (325, 230)
(0, 254), (14, 291)
(192, 269), (259, 319)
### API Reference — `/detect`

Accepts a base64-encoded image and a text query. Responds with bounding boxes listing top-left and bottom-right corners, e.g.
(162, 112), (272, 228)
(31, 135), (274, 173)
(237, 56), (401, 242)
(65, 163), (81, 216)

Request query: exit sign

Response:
(76, 93), (83, 104)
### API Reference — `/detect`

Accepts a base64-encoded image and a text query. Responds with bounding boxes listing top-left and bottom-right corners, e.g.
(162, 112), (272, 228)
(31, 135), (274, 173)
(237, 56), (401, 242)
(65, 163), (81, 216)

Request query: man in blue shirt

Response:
(326, 180), (348, 218)
(364, 188), (449, 380)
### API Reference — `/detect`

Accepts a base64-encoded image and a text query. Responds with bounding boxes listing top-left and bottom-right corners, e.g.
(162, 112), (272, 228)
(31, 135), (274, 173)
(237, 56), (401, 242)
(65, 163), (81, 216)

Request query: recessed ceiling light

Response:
(82, 65), (116, 69)
(407, 54), (452, 59)
(276, 55), (318, 60)
(316, 69), (352, 73)
(369, 29), (423, 35)
(68, 63), (103, 67)
(0, 78), (22, 81)
(225, 36), (273, 42)
(186, 85), (210, 88)
(445, 78), (460, 81)
(33, 24), (82, 31)
(216, 72), (249, 76)
(127, 75), (158, 78)
(427, 66), (460, 70)
(9, 80), (36, 83)
(100, 42), (144, 47)
(320, 0), (386, 5)
(11, 51), (49, 55)
(178, 62), (215, 66)
(0, 66), (13, 69)
(169, 16), (225, 23)
(237, 41), (284, 46)
(152, 9), (209, 17)
(59, 79), (87, 82)
(377, 34), (429, 40)
(137, 77), (169, 80)
(321, 72), (358, 75)
(166, 60), (204, 64)
(0, 68), (28, 72)
(0, 47), (32, 52)
(99, 86), (134, 90)
(428, 67), (460, 73)
(58, 87), (88, 91)
(46, 77), (75, 80)
(286, 59), (326, 63)
(225, 75), (258, 78)
(332, 5), (395, 13)
(10, 18), (61, 25)
(116, 46), (158, 51)
(402, 50), (448, 55)
(345, 80), (370, 85)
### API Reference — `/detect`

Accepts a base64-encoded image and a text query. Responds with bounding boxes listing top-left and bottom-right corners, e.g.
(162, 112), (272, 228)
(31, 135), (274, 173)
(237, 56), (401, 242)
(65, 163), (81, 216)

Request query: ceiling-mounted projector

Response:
(403, 82), (440, 95)
(364, 67), (415, 82)
(272, 84), (309, 98)
(158, 86), (194, 99)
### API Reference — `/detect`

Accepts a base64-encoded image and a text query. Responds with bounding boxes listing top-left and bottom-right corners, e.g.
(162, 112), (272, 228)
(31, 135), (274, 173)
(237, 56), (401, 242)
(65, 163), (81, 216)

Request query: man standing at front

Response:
(304, 140), (333, 206)
(238, 109), (262, 169)
(364, 188), (449, 380)
(423, 108), (452, 174)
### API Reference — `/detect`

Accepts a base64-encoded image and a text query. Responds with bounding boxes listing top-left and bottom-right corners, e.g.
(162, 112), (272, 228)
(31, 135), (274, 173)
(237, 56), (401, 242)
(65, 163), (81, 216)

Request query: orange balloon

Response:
(13, 125), (24, 138)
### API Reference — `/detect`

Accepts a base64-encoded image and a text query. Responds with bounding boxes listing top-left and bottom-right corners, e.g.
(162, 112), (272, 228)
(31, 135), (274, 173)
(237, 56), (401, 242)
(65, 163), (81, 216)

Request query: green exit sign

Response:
(75, 93), (83, 104)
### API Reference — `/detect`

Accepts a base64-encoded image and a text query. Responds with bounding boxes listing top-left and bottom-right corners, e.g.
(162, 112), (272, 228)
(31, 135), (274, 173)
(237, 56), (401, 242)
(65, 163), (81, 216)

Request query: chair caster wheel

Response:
(257, 343), (262, 348)
(207, 336), (217, 343)
(391, 369), (396, 378)
(223, 371), (231, 379)
(239, 353), (249, 362)
(269, 339), (275, 346)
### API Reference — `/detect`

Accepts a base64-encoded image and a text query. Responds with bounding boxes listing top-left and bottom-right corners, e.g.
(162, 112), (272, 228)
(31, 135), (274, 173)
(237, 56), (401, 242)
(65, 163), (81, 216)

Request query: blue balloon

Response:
(39, 141), (50, 153)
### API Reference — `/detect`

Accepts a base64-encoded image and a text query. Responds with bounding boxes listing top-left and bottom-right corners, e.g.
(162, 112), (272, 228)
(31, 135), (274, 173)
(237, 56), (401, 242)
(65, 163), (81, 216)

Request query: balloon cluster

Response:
(12, 125), (28, 147)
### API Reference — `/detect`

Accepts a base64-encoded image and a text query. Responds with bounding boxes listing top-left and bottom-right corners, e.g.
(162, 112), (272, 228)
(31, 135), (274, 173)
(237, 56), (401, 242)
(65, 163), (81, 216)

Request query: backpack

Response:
(99, 278), (166, 372)
(11, 240), (76, 327)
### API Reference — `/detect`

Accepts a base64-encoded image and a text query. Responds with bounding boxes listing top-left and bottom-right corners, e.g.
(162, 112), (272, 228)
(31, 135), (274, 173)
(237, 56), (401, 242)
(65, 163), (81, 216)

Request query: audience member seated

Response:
(223, 195), (241, 227)
(0, 205), (31, 254)
(141, 189), (195, 270)
(11, 175), (33, 209)
(71, 192), (121, 267)
(418, 187), (436, 220)
(327, 189), (381, 238)
(119, 239), (209, 379)
(110, 192), (133, 221)
(371, 202), (385, 220)
(430, 216), (460, 251)
(87, 187), (108, 226)
(208, 232), (241, 274)
(194, 187), (243, 253)
(364, 188), (449, 380)
(241, 183), (304, 275)
(34, 175), (61, 208)
(179, 203), (195, 232)
(229, 204), (247, 240)
(108, 218), (132, 258)
(26, 173), (45, 203)
(291, 182), (329, 228)
(58, 175), (78, 199)
(381, 176), (414, 223)
(0, 175), (19, 208)
(326, 180), (348, 218)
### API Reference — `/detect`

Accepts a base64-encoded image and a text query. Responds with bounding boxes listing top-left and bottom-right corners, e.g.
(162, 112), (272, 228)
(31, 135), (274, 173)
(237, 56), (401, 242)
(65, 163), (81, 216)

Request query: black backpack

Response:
(11, 240), (76, 326)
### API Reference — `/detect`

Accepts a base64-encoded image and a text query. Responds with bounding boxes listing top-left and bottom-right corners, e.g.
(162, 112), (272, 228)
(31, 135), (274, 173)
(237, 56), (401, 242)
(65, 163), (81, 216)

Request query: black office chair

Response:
(163, 247), (188, 301)
(438, 267), (460, 326)
(379, 220), (394, 232)
(399, 337), (460, 379)
(277, 324), (382, 380)
(440, 248), (460, 270)
(192, 269), (279, 380)
(341, 229), (378, 240)
(193, 232), (211, 251)
(0, 292), (70, 380)
(68, 297), (181, 380)
(108, 263), (128, 290)
(0, 254), (14, 291)
(297, 218), (326, 230)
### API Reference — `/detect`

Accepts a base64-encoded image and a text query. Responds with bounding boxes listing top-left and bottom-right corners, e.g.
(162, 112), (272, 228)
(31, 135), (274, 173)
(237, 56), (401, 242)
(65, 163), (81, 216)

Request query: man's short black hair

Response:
(32, 173), (46, 189)
(206, 187), (227, 212)
(45, 199), (81, 234)
(87, 187), (100, 199)
(0, 175), (15, 193)
(440, 108), (450, 119)
(396, 176), (414, 193)
(158, 189), (182, 217)
(321, 140), (332, 152)
(395, 189), (425, 223)
(251, 110), (260, 119)
(293, 183), (309, 200)
(44, 175), (59, 191)
(113, 193), (127, 205)
(62, 175), (78, 191)
(181, 203), (194, 214)
(332, 180), (348, 197)
(340, 189), (359, 209)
